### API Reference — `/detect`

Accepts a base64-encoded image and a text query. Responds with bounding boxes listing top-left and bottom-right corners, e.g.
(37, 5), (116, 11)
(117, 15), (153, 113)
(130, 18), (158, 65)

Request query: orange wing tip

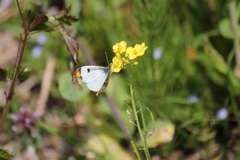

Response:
(75, 70), (81, 78)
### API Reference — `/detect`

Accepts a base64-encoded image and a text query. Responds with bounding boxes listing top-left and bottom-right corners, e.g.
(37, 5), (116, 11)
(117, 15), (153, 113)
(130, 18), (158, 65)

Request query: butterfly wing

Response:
(80, 66), (109, 93)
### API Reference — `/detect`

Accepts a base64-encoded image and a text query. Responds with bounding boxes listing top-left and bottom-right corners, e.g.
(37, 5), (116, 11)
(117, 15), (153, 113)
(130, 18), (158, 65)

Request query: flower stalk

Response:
(130, 84), (150, 160)
(126, 127), (142, 160)
(111, 40), (149, 158)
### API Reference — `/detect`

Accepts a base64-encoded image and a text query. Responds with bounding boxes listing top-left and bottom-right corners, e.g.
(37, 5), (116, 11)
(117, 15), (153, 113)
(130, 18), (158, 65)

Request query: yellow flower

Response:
(133, 62), (138, 65)
(113, 41), (127, 55)
(111, 56), (124, 73)
(122, 57), (130, 65)
(126, 43), (148, 60)
(111, 41), (148, 72)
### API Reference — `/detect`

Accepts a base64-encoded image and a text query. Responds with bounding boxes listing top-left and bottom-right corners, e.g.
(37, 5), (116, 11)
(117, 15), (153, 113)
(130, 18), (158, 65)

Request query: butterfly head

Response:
(74, 68), (82, 79)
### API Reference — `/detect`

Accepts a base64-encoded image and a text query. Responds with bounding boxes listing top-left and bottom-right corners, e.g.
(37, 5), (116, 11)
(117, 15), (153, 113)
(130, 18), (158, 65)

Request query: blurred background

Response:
(1, 0), (240, 159)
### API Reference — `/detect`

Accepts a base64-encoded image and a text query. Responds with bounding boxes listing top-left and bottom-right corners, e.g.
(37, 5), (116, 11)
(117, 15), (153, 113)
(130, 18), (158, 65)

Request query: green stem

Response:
(229, 1), (240, 72)
(130, 84), (150, 160)
(126, 127), (141, 160)
(139, 102), (151, 159)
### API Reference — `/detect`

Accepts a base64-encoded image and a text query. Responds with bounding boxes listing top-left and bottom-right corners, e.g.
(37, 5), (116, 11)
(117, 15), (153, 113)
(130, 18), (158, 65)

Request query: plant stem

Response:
(139, 102), (151, 159)
(229, 1), (240, 73)
(0, 0), (28, 131)
(126, 127), (141, 160)
(130, 84), (150, 160)
(0, 33), (28, 131)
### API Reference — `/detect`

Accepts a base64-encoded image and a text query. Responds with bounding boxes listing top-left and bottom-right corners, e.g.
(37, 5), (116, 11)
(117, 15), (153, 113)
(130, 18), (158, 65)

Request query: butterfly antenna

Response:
(105, 52), (110, 66)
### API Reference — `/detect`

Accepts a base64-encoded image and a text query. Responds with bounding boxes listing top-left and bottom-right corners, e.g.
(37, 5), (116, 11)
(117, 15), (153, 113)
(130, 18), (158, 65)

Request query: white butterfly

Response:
(74, 65), (112, 96)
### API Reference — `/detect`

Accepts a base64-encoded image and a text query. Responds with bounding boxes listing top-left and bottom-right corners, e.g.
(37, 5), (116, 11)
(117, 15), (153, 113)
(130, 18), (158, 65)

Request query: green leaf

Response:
(194, 42), (230, 86)
(58, 71), (89, 102)
(206, 45), (228, 75)
(194, 54), (226, 86)
(87, 134), (132, 160)
(0, 149), (13, 160)
(5, 66), (34, 81)
(18, 67), (34, 81)
(137, 120), (175, 148)
(23, 10), (51, 32)
(49, 7), (79, 26)
(218, 18), (240, 39)
(7, 66), (14, 79)
(106, 74), (127, 108)
(37, 122), (59, 135)
(228, 70), (240, 93)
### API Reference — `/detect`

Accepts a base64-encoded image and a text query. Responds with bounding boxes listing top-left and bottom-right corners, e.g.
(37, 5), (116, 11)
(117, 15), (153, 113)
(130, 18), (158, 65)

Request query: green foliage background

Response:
(1, 0), (240, 159)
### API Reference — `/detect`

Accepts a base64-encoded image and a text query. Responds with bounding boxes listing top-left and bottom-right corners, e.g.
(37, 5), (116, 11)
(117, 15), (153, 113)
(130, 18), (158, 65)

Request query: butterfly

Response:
(74, 64), (112, 96)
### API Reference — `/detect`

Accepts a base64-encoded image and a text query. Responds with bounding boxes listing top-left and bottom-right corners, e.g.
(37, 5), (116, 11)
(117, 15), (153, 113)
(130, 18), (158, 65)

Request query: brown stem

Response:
(77, 38), (96, 66)
(0, 33), (28, 131)
(106, 95), (128, 138)
(16, 0), (27, 30)
(0, 0), (28, 131)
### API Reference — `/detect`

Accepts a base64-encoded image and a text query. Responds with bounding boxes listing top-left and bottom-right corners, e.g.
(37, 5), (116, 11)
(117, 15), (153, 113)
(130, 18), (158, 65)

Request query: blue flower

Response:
(32, 45), (43, 58)
(216, 108), (228, 120)
(37, 33), (48, 45)
(187, 94), (199, 104)
(153, 47), (163, 60)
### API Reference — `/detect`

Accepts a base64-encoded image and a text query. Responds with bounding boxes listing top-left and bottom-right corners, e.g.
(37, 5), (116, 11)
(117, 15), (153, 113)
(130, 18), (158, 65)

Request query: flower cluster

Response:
(111, 41), (148, 73)
(10, 107), (39, 137)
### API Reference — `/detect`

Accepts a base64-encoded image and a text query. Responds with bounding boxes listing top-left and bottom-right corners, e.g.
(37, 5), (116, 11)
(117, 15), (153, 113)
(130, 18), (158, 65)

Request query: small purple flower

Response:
(216, 108), (228, 120)
(32, 45), (43, 58)
(187, 94), (199, 104)
(10, 107), (39, 136)
(37, 33), (48, 45)
(11, 125), (18, 132)
(20, 107), (25, 113)
(10, 114), (19, 121)
(153, 47), (163, 60)
(25, 117), (31, 127)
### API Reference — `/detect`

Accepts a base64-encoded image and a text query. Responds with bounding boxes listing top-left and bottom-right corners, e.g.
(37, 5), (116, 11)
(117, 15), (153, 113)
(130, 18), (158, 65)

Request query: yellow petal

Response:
(112, 41), (127, 54)
(124, 60), (130, 65)
(112, 67), (121, 73)
(133, 62), (138, 65)
(126, 47), (137, 60)
(111, 63), (122, 73)
(135, 43), (148, 57)
(111, 56), (124, 72)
